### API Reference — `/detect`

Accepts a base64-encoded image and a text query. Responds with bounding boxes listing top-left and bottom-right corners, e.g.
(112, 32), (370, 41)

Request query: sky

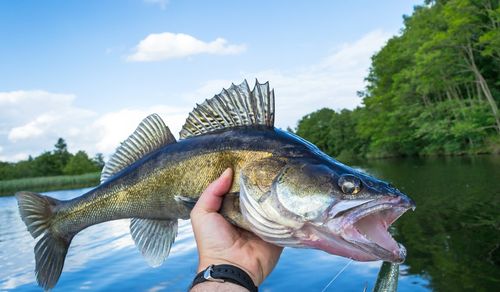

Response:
(0, 0), (422, 162)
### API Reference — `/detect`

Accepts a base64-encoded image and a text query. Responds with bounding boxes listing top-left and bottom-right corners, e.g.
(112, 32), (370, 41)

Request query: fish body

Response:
(16, 80), (415, 289)
(49, 127), (321, 234)
(373, 261), (400, 292)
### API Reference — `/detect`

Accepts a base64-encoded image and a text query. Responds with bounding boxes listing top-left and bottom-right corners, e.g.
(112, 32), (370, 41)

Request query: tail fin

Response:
(16, 191), (72, 290)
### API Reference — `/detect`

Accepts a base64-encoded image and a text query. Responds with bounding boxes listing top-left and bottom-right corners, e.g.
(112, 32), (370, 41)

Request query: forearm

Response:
(190, 281), (249, 292)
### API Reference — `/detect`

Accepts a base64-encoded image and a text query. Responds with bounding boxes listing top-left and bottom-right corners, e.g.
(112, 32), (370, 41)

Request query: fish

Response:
(373, 261), (400, 292)
(16, 80), (415, 290)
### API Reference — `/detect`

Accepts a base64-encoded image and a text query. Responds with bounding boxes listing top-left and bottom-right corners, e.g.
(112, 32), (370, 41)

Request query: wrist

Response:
(198, 259), (260, 286)
(190, 281), (249, 292)
(192, 264), (258, 292)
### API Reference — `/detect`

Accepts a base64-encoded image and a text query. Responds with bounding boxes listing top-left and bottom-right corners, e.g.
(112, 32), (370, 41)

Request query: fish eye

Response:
(338, 174), (362, 195)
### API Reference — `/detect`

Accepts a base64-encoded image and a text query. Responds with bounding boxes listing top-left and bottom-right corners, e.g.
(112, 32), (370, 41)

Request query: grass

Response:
(0, 172), (100, 197)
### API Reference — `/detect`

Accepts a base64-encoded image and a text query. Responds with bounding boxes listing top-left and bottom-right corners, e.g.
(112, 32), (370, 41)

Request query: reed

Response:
(0, 172), (100, 196)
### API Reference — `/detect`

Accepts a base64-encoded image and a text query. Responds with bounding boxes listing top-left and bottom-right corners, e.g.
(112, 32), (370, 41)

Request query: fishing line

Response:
(320, 258), (353, 292)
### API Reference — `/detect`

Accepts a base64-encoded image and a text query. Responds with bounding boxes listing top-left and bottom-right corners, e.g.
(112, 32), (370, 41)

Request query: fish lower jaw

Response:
(340, 225), (406, 263)
(339, 206), (409, 263)
(298, 224), (379, 261)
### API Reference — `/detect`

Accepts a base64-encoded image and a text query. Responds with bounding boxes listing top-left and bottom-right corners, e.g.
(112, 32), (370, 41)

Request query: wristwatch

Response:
(191, 264), (258, 292)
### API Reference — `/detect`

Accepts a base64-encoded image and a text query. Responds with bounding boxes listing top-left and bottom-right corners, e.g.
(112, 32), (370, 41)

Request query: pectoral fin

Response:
(174, 195), (198, 210)
(130, 218), (178, 267)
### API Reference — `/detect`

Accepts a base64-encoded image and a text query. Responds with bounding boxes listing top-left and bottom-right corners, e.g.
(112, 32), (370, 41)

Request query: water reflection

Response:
(0, 188), (198, 291)
(362, 155), (500, 291)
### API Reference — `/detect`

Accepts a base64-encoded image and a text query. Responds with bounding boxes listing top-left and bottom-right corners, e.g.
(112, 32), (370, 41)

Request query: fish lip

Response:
(329, 195), (414, 263)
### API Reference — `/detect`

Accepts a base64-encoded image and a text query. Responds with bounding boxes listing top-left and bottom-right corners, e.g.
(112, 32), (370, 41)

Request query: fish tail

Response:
(16, 191), (72, 290)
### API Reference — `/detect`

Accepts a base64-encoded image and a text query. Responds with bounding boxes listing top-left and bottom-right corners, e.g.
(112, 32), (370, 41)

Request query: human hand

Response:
(190, 168), (283, 286)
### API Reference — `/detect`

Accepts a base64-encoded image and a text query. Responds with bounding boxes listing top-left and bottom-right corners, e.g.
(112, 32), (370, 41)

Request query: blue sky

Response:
(0, 0), (421, 162)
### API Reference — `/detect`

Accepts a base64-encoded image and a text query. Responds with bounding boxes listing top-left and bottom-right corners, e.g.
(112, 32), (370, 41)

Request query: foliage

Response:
(0, 138), (104, 180)
(295, 0), (500, 158)
(64, 151), (101, 175)
(296, 108), (369, 160)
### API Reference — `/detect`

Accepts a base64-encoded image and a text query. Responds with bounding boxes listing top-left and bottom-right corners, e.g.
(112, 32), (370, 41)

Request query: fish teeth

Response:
(397, 243), (407, 261)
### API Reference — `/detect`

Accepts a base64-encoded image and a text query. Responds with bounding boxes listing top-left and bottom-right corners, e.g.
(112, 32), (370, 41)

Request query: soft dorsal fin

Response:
(100, 114), (175, 183)
(179, 79), (275, 139)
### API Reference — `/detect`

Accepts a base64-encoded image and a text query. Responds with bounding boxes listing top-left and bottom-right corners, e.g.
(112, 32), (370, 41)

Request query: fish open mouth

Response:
(336, 196), (415, 263)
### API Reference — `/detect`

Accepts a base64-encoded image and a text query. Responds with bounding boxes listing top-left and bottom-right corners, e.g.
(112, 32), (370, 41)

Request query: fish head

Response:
(239, 157), (415, 263)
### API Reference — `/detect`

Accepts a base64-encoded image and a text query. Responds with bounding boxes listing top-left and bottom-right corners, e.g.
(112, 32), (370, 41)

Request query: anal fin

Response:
(130, 218), (178, 267)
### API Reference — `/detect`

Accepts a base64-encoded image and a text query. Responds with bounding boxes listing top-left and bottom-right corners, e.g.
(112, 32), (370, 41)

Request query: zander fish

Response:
(16, 80), (415, 289)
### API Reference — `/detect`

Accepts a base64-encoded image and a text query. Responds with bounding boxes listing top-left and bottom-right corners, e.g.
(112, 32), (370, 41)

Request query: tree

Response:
(296, 108), (336, 155)
(64, 151), (100, 175)
(53, 138), (72, 172)
(440, 0), (500, 132)
(296, 0), (499, 158)
(54, 138), (67, 153)
(33, 151), (62, 176)
(93, 153), (105, 170)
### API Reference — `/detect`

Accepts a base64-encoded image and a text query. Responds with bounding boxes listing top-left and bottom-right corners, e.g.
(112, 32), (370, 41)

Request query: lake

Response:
(1, 155), (498, 291)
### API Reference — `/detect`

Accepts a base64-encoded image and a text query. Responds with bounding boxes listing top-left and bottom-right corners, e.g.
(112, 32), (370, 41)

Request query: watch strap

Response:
(191, 264), (258, 292)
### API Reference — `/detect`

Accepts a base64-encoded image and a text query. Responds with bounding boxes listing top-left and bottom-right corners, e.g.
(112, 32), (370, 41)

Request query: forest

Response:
(296, 0), (500, 159)
(0, 138), (103, 180)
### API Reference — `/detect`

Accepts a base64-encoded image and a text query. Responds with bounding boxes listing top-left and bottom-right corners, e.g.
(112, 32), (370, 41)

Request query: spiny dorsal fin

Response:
(130, 218), (178, 267)
(179, 79), (275, 139)
(101, 114), (175, 183)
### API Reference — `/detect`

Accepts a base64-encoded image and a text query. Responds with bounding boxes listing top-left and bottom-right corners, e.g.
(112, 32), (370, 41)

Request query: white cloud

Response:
(143, 0), (169, 10)
(0, 90), (189, 162)
(89, 106), (188, 155)
(127, 32), (246, 62)
(8, 114), (57, 141)
(0, 90), (96, 161)
(186, 30), (391, 129)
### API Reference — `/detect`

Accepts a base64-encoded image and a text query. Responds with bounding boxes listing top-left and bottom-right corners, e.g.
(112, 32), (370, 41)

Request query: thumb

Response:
(191, 168), (233, 216)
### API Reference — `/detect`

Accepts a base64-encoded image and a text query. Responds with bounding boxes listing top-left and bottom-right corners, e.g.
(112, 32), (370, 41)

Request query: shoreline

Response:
(0, 172), (100, 197)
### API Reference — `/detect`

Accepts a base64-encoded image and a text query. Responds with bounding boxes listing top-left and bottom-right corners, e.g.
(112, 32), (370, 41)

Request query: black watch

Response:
(191, 264), (258, 292)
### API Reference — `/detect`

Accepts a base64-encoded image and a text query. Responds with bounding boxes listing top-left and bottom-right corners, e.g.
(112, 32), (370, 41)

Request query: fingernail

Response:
(222, 168), (232, 177)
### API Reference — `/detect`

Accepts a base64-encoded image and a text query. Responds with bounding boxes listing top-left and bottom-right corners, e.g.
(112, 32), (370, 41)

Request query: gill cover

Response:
(239, 158), (299, 246)
(239, 158), (341, 246)
(273, 160), (337, 221)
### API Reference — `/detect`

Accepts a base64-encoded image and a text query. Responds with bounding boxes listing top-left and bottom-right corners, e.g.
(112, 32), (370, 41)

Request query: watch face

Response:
(203, 265), (225, 283)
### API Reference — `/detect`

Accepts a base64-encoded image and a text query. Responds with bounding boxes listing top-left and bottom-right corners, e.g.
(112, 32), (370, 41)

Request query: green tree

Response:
(33, 151), (62, 176)
(296, 108), (336, 155)
(64, 151), (100, 175)
(93, 153), (105, 170)
(53, 138), (72, 172)
(0, 162), (13, 180)
(296, 0), (499, 158)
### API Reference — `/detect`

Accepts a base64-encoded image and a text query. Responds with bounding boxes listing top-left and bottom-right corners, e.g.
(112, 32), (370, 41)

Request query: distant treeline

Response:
(0, 138), (104, 181)
(296, 0), (500, 159)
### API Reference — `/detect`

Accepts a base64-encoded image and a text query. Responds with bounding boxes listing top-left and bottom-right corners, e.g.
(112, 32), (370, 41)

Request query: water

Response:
(1, 156), (498, 291)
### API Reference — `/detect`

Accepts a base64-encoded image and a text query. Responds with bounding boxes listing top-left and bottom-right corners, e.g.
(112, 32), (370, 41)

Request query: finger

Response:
(192, 168), (233, 215)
